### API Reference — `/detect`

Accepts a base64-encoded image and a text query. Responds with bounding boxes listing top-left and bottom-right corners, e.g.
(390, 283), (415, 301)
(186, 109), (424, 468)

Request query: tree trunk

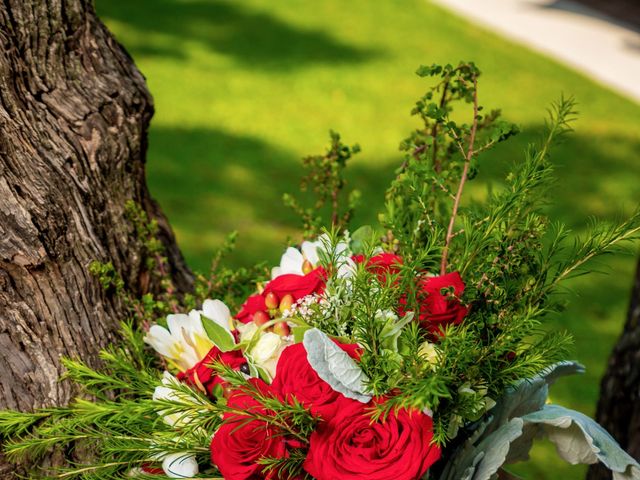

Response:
(587, 257), (640, 480)
(0, 0), (192, 473)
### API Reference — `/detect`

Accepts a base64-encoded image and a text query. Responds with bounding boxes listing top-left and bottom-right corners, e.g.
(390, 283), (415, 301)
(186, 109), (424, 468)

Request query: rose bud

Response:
(252, 310), (270, 326)
(273, 321), (290, 337)
(279, 294), (294, 314)
(302, 259), (314, 275)
(264, 292), (279, 311)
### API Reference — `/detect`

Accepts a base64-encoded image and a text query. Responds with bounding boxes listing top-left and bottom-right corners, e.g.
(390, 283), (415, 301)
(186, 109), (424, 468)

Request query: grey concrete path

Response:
(430, 0), (640, 104)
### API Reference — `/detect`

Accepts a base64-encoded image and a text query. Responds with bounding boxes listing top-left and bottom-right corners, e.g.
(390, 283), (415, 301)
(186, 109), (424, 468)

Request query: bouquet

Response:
(2, 62), (640, 480)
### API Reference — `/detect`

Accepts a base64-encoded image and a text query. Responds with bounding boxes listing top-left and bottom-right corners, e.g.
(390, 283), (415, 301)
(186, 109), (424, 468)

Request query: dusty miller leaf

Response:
(522, 405), (640, 480)
(303, 328), (371, 403)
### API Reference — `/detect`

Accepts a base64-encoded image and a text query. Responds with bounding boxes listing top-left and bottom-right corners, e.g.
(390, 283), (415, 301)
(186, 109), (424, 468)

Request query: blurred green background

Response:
(97, 0), (639, 477)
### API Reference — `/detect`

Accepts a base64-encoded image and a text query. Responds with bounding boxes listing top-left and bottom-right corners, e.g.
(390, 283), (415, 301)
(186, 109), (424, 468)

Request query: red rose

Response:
(140, 464), (164, 475)
(417, 272), (469, 335)
(352, 253), (402, 280)
(304, 398), (441, 480)
(271, 342), (361, 419)
(177, 346), (246, 396)
(236, 294), (267, 324)
(263, 267), (326, 300)
(235, 268), (326, 324)
(211, 379), (288, 480)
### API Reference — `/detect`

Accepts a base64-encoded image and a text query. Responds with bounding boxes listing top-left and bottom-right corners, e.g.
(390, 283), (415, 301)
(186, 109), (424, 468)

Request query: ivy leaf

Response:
(201, 316), (235, 352)
(303, 328), (371, 403)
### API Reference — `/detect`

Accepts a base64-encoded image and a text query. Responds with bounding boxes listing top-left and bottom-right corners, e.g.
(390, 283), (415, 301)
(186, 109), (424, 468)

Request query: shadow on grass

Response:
(96, 0), (380, 70)
(146, 122), (639, 272)
(475, 125), (640, 225)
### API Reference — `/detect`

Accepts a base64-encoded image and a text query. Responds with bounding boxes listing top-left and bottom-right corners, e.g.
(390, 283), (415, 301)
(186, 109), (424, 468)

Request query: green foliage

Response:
(382, 62), (518, 261)
(88, 261), (125, 293)
(284, 131), (361, 238)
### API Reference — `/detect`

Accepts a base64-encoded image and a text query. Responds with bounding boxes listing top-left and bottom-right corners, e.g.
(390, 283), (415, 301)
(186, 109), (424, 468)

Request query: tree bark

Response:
(0, 0), (192, 473)
(587, 257), (640, 480)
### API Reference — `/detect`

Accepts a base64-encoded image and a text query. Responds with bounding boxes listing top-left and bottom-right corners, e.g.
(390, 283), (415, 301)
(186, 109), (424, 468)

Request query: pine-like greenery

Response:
(1, 62), (639, 478)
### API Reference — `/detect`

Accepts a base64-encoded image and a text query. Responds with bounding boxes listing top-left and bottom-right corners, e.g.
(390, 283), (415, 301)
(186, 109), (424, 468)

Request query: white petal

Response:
(301, 240), (321, 265)
(251, 332), (283, 363)
(152, 385), (177, 403)
(279, 247), (304, 275)
(162, 452), (199, 478)
(202, 299), (232, 331)
(236, 322), (259, 342)
(166, 314), (193, 337)
(144, 326), (175, 358)
(337, 257), (357, 278)
(178, 349), (200, 370)
(271, 266), (282, 279)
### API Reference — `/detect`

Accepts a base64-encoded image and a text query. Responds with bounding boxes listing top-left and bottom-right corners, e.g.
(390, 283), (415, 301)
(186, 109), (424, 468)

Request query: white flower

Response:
(144, 299), (234, 370)
(192, 299), (234, 354)
(236, 321), (259, 343)
(247, 332), (291, 379)
(153, 372), (203, 427)
(144, 314), (201, 371)
(161, 452), (199, 478)
(271, 233), (351, 279)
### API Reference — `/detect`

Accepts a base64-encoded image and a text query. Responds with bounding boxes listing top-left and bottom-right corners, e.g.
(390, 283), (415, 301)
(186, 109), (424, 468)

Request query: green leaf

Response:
(292, 325), (311, 343)
(201, 316), (235, 352)
(350, 225), (374, 254)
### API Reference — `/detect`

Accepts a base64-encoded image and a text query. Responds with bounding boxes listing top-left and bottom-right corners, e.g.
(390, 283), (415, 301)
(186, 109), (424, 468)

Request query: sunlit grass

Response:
(97, 1), (640, 477)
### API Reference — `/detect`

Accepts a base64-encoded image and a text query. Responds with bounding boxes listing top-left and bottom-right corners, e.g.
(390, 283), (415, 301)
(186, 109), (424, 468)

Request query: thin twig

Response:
(431, 79), (450, 173)
(440, 75), (479, 275)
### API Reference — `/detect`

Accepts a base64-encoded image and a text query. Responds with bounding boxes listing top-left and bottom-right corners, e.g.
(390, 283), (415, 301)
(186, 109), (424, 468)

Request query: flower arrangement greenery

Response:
(1, 62), (639, 480)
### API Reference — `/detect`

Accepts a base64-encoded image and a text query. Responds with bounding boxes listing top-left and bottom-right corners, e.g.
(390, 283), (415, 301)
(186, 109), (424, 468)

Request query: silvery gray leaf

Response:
(435, 361), (585, 480)
(438, 418), (525, 480)
(486, 361), (585, 436)
(473, 418), (525, 480)
(522, 405), (640, 480)
(303, 328), (372, 403)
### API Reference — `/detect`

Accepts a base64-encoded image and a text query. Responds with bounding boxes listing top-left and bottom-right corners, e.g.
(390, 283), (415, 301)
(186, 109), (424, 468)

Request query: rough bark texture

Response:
(587, 258), (640, 480)
(0, 0), (192, 473)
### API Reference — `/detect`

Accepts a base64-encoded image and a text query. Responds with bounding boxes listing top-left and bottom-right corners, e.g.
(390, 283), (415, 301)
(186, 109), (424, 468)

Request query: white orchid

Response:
(143, 299), (234, 371)
(191, 299), (235, 356)
(271, 233), (351, 279)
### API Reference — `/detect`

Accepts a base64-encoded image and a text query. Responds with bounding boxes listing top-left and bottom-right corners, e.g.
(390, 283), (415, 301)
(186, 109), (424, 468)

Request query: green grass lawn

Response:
(97, 0), (640, 477)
